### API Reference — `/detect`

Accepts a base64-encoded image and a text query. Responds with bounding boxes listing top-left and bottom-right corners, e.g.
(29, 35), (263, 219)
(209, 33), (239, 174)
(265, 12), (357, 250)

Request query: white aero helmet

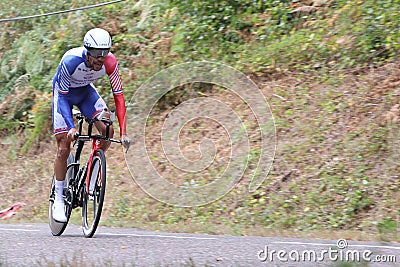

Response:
(83, 28), (112, 57)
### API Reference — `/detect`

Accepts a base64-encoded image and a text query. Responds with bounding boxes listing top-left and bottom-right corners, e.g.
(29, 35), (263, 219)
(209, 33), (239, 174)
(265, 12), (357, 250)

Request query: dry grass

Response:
(1, 63), (400, 243)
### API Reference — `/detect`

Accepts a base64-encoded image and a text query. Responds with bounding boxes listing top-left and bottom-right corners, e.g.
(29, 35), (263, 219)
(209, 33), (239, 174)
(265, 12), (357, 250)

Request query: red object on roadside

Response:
(0, 203), (25, 220)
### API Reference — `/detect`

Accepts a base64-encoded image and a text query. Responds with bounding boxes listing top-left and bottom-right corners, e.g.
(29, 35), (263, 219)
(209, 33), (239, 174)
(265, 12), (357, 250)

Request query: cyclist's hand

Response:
(121, 134), (131, 153)
(67, 128), (78, 141)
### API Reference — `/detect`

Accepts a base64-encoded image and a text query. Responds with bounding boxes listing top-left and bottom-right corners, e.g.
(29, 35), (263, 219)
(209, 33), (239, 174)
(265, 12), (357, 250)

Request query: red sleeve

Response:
(104, 53), (126, 136)
(104, 53), (117, 75)
(114, 93), (127, 136)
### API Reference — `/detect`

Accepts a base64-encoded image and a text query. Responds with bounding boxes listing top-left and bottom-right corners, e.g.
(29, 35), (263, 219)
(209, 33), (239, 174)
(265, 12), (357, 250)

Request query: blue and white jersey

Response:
(53, 47), (122, 94)
(52, 46), (126, 135)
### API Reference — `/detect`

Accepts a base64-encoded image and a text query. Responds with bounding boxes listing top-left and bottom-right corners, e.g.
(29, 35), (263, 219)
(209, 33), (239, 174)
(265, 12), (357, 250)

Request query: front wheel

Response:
(82, 149), (106, 238)
(49, 153), (75, 236)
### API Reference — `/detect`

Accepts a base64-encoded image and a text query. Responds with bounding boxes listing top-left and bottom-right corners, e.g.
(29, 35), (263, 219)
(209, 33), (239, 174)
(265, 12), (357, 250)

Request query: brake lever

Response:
(72, 132), (80, 146)
(122, 139), (131, 153)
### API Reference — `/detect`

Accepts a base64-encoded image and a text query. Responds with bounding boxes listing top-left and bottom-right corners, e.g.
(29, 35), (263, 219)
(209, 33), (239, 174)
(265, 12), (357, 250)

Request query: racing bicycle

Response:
(48, 108), (128, 237)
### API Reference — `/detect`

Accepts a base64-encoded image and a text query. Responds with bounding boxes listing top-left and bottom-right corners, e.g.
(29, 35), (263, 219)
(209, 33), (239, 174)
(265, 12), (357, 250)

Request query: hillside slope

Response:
(0, 0), (399, 241)
(1, 61), (399, 242)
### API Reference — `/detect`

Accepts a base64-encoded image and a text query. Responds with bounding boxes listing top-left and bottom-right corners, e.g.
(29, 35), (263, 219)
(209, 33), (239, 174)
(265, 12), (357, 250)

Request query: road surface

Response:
(0, 223), (399, 266)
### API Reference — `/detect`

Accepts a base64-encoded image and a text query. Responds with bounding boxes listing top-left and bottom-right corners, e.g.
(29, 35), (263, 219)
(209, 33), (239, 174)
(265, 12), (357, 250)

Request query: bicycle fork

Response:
(86, 138), (102, 196)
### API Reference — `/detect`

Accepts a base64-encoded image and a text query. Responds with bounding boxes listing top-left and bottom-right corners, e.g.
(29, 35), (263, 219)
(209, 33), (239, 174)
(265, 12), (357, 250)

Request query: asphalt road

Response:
(0, 223), (399, 267)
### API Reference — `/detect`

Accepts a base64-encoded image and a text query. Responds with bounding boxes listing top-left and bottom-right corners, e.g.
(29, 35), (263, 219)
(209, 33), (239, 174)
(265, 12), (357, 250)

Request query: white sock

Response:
(55, 180), (65, 203)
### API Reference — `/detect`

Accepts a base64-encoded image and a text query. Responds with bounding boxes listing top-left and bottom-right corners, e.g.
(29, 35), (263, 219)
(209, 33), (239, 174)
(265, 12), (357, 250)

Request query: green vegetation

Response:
(1, 0), (399, 241)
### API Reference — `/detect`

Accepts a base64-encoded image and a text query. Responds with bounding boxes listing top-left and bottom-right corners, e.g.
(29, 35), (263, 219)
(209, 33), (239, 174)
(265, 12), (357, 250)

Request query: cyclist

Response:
(51, 28), (130, 222)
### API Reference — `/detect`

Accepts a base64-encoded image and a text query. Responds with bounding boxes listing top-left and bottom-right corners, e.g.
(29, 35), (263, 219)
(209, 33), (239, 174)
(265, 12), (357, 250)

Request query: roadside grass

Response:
(1, 64), (400, 244)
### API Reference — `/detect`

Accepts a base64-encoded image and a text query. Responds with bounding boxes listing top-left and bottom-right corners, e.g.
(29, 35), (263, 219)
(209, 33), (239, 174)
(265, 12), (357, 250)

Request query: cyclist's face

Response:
(87, 55), (106, 71)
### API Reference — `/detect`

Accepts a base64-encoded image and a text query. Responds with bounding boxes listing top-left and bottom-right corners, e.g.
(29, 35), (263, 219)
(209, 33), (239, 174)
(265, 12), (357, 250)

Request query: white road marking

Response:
(0, 228), (40, 232)
(0, 225), (217, 239)
(100, 232), (218, 240)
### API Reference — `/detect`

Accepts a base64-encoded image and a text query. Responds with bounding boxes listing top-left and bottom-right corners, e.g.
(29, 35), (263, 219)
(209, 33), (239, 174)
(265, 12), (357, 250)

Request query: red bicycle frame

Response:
(85, 138), (102, 194)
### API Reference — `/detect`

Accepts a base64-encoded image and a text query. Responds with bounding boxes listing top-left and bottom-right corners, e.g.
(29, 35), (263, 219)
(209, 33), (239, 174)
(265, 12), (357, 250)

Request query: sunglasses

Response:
(87, 48), (110, 58)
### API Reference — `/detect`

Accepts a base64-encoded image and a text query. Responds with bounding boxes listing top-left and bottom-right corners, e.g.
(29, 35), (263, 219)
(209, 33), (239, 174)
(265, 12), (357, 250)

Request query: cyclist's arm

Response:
(55, 54), (81, 94)
(113, 93), (127, 136)
(104, 53), (127, 136)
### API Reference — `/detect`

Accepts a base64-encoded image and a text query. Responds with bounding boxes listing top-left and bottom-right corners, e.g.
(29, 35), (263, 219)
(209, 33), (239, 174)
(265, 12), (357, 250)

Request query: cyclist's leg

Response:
(52, 86), (73, 183)
(52, 86), (73, 222)
(52, 132), (70, 222)
(54, 133), (71, 182)
(78, 84), (113, 152)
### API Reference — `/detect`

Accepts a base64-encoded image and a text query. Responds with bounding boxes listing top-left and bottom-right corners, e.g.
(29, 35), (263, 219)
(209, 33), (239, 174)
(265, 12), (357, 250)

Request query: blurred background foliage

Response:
(0, 0), (399, 167)
(1, 0), (400, 236)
